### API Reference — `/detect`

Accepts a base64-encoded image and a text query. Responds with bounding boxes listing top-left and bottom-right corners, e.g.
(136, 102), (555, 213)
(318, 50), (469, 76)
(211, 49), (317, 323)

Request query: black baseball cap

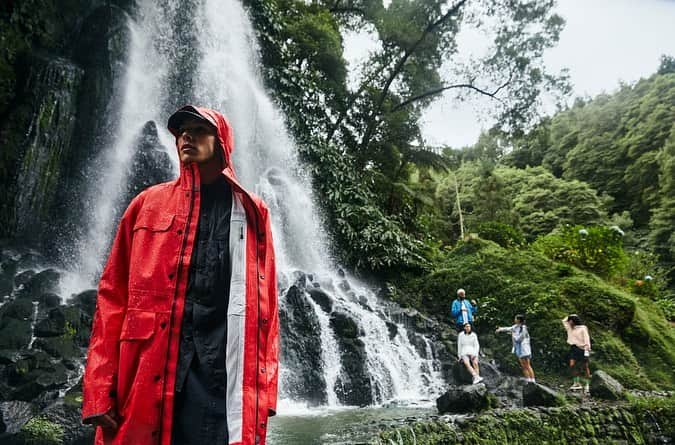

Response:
(167, 106), (216, 136)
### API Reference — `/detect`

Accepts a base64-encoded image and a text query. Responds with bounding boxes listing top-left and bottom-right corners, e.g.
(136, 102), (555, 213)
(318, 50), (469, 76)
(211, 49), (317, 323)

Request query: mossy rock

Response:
(17, 416), (64, 445)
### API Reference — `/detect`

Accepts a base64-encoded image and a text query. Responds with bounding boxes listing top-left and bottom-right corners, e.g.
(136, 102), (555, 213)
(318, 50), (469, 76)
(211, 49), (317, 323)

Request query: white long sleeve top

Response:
(457, 331), (480, 358)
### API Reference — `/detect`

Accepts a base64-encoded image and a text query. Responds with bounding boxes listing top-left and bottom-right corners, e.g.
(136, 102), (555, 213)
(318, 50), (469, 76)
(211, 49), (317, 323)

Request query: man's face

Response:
(458, 291), (465, 300)
(176, 119), (218, 165)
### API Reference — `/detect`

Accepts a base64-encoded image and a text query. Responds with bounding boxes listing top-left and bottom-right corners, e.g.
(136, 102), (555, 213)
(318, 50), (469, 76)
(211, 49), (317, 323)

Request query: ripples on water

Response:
(267, 401), (436, 445)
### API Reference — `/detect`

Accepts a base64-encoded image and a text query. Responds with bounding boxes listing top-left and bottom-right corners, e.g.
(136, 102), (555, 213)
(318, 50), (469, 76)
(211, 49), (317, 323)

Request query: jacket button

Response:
(154, 375), (161, 382)
(260, 422), (266, 429)
(168, 273), (174, 279)
(177, 229), (183, 235)
(260, 367), (266, 374)
(261, 318), (268, 324)
(160, 322), (167, 329)
(259, 274), (265, 280)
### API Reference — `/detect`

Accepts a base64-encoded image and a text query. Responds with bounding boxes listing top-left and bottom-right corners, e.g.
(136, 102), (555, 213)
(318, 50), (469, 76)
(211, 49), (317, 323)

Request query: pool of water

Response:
(266, 401), (437, 445)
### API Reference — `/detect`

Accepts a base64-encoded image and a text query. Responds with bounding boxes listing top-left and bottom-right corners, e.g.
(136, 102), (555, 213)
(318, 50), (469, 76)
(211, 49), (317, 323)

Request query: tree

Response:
(649, 127), (675, 283)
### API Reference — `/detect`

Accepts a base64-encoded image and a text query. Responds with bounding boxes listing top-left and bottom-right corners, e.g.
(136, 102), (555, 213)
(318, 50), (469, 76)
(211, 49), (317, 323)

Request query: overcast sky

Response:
(342, 0), (675, 148)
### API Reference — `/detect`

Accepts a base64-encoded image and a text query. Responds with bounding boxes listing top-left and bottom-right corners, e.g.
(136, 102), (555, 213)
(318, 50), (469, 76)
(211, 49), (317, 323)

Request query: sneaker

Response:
(584, 384), (590, 394)
(569, 382), (583, 390)
(473, 376), (484, 384)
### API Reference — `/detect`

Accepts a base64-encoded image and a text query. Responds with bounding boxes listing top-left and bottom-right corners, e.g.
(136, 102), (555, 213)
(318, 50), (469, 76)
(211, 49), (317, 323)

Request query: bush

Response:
(534, 225), (627, 277)
(475, 221), (525, 248)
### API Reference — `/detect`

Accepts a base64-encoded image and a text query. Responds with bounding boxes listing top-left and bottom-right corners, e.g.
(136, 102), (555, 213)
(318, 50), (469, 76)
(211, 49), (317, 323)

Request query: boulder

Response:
(307, 288), (332, 313)
(330, 312), (359, 339)
(0, 318), (32, 350)
(590, 370), (625, 401)
(278, 285), (326, 405)
(522, 382), (565, 407)
(0, 401), (36, 434)
(18, 269), (60, 300)
(34, 308), (66, 337)
(436, 384), (490, 413)
(73, 289), (97, 316)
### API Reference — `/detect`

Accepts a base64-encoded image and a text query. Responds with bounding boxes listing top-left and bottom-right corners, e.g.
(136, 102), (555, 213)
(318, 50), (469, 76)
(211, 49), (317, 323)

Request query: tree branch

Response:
(359, 0), (469, 151)
(391, 77), (511, 112)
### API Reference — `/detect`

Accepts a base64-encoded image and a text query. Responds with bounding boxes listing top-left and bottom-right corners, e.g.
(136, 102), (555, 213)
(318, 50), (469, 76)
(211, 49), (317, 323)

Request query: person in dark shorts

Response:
(562, 314), (591, 392)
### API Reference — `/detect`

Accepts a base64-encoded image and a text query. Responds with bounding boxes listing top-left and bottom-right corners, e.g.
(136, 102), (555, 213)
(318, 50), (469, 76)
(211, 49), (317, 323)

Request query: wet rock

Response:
(1, 54), (84, 244)
(0, 319), (32, 351)
(590, 370), (625, 401)
(14, 271), (35, 289)
(330, 312), (359, 339)
(308, 288), (332, 313)
(334, 336), (372, 407)
(0, 350), (19, 365)
(279, 285), (326, 405)
(436, 384), (489, 413)
(385, 321), (398, 340)
(0, 401), (36, 434)
(39, 293), (61, 309)
(8, 351), (69, 401)
(32, 336), (80, 360)
(522, 382), (565, 407)
(73, 289), (97, 316)
(124, 121), (174, 206)
(18, 269), (61, 300)
(34, 308), (66, 337)
(338, 279), (350, 292)
(291, 271), (307, 288)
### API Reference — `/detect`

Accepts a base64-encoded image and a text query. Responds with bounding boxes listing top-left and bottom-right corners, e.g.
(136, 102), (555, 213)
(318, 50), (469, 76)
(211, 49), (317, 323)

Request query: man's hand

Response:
(88, 408), (120, 430)
(471, 299), (477, 306)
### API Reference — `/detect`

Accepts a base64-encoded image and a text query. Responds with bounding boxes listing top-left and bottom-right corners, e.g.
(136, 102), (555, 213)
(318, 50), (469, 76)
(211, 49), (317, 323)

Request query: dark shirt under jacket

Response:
(172, 175), (232, 445)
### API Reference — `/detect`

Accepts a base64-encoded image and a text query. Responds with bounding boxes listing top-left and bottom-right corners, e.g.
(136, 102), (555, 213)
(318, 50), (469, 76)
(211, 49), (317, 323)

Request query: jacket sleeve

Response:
(81, 196), (142, 422)
(451, 300), (460, 319)
(263, 206), (279, 417)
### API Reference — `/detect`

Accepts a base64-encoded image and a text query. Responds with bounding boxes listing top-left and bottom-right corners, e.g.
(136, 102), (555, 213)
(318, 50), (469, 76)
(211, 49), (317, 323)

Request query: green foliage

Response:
(19, 417), (64, 445)
(533, 225), (627, 278)
(435, 164), (610, 242)
(475, 221), (524, 248)
(395, 239), (674, 388)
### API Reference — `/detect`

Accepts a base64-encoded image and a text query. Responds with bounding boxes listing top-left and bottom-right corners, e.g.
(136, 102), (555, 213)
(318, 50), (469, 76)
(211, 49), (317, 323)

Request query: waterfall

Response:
(68, 0), (446, 409)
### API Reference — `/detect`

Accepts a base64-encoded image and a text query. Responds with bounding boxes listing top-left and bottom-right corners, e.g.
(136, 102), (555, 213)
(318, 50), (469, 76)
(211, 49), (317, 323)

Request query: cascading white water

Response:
(69, 0), (446, 409)
(65, 1), (180, 291)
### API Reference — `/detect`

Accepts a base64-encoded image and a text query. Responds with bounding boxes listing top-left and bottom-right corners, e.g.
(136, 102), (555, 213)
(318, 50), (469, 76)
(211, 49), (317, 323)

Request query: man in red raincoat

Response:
(81, 106), (279, 445)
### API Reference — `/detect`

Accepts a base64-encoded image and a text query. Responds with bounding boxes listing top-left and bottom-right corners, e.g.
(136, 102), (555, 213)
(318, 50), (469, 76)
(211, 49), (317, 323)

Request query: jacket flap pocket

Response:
(132, 211), (174, 232)
(120, 310), (156, 340)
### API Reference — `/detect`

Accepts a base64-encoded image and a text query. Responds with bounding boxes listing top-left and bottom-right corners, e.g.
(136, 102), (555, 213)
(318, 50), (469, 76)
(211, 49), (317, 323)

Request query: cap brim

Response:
(167, 108), (216, 135)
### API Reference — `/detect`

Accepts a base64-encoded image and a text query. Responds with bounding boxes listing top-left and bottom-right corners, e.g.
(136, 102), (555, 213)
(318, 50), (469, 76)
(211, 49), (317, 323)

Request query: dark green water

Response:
(266, 404), (436, 445)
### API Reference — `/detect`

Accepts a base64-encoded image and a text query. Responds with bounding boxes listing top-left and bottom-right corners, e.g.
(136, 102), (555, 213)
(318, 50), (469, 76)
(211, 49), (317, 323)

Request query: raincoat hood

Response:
(168, 105), (234, 171)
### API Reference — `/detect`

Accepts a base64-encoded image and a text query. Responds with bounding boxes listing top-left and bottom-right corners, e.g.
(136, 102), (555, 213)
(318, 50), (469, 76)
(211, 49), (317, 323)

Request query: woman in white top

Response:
(496, 314), (535, 383)
(457, 323), (484, 384)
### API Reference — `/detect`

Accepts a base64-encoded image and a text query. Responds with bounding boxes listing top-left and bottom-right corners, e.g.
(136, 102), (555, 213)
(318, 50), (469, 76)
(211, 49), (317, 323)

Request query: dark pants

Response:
(172, 357), (228, 445)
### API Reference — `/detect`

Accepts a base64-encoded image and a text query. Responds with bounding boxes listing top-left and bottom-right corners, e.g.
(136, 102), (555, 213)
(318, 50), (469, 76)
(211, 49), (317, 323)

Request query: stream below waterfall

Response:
(267, 404), (437, 445)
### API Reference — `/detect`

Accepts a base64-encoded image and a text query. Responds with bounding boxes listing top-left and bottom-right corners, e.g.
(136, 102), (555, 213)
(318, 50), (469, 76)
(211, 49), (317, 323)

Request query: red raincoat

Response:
(82, 107), (279, 445)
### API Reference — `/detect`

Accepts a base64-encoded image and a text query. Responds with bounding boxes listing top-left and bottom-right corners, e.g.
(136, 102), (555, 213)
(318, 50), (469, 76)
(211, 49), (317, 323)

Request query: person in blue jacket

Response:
(451, 288), (477, 332)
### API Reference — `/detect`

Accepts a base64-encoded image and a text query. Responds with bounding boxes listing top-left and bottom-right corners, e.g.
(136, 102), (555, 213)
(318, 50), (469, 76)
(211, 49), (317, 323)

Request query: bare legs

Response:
(519, 357), (535, 381)
(462, 356), (483, 383)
